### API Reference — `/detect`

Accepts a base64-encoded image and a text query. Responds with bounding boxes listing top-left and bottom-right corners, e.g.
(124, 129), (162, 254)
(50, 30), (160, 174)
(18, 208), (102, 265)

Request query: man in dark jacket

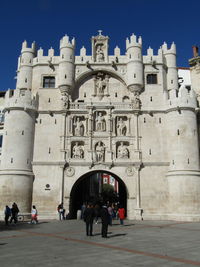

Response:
(83, 204), (95, 236)
(100, 204), (110, 238)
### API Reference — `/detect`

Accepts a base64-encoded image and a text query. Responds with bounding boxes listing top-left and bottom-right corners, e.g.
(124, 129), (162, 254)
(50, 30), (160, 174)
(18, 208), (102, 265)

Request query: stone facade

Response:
(1, 32), (200, 221)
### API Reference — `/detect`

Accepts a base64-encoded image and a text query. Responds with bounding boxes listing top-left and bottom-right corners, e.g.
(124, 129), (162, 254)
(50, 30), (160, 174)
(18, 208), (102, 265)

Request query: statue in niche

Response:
(95, 112), (106, 132)
(132, 91), (141, 109)
(96, 44), (104, 62)
(94, 73), (109, 98)
(72, 142), (84, 159)
(95, 142), (105, 162)
(117, 117), (126, 136)
(117, 142), (129, 159)
(73, 117), (84, 136)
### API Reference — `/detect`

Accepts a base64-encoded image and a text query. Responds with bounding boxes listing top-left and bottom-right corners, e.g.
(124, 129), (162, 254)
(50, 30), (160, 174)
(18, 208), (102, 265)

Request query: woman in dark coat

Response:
(100, 205), (110, 238)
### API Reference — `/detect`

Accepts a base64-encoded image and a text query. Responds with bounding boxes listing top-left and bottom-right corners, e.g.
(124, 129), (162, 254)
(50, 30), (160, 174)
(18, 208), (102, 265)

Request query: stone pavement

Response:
(1, 219), (200, 266)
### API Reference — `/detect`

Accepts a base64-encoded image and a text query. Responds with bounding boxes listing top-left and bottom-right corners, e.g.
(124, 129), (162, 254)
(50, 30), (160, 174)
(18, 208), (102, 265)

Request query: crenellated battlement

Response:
(167, 86), (197, 108)
(126, 34), (142, 49)
(4, 89), (38, 111)
(143, 46), (163, 64)
(60, 35), (75, 49)
(162, 42), (176, 55)
(21, 40), (36, 55)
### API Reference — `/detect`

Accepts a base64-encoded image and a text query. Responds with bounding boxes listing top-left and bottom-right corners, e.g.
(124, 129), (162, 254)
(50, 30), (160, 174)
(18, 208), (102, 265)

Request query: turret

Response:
(0, 88), (38, 214)
(58, 35), (75, 97)
(162, 42), (178, 96)
(126, 34), (144, 94)
(166, 86), (200, 217)
(16, 41), (36, 90)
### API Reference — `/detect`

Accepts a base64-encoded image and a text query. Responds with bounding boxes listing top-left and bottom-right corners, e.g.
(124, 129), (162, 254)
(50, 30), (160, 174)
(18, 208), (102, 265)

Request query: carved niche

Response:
(71, 141), (84, 159)
(93, 72), (109, 99)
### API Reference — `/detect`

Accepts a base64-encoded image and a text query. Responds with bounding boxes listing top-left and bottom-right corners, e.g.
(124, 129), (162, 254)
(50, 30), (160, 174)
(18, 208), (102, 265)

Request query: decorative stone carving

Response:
(73, 117), (84, 136)
(96, 44), (104, 62)
(61, 91), (69, 109)
(131, 92), (141, 109)
(95, 141), (105, 162)
(72, 142), (84, 159)
(93, 72), (109, 99)
(126, 166), (134, 176)
(117, 117), (126, 136)
(65, 167), (75, 177)
(117, 142), (129, 159)
(95, 112), (106, 132)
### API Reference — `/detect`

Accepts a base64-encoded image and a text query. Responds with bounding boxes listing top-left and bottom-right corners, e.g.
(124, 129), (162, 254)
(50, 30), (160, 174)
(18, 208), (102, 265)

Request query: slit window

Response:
(43, 76), (55, 88)
(147, 74), (157, 84)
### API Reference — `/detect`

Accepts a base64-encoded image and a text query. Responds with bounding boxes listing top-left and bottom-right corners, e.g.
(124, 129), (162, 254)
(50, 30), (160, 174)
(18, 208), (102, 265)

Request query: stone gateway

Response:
(1, 32), (200, 221)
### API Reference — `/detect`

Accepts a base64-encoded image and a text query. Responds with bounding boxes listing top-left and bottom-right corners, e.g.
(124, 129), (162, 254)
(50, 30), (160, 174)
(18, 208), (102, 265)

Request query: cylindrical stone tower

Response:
(166, 86), (200, 220)
(126, 34), (144, 94)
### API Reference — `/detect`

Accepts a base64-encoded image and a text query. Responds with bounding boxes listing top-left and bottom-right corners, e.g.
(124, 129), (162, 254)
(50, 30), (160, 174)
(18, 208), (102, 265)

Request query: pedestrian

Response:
(57, 203), (64, 220)
(94, 203), (100, 224)
(10, 202), (19, 224)
(100, 204), (110, 238)
(108, 204), (113, 226)
(31, 205), (38, 224)
(4, 205), (11, 225)
(118, 205), (125, 225)
(81, 202), (86, 219)
(83, 203), (95, 236)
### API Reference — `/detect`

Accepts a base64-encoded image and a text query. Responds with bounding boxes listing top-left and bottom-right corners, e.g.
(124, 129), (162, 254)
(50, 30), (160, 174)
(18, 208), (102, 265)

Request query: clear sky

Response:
(0, 0), (199, 90)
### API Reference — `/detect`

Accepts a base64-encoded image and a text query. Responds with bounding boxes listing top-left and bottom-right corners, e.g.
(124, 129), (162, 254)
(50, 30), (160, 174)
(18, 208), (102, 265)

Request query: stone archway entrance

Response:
(69, 170), (127, 219)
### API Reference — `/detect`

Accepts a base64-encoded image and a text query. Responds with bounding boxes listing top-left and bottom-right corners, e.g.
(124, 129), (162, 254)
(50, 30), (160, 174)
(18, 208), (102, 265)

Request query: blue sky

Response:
(0, 0), (199, 90)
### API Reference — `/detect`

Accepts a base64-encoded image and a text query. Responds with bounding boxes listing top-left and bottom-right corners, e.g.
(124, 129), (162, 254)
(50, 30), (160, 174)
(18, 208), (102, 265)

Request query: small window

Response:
(147, 74), (157, 84)
(0, 135), (3, 147)
(43, 76), (55, 88)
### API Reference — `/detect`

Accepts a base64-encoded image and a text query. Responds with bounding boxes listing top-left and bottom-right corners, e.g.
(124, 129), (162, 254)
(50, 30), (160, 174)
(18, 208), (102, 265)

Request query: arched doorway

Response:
(69, 170), (127, 219)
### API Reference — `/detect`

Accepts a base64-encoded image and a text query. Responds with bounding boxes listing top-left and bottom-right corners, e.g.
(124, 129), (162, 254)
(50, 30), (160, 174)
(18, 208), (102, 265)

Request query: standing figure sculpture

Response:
(72, 142), (84, 159)
(96, 112), (106, 131)
(117, 118), (126, 136)
(117, 142), (129, 159)
(96, 45), (104, 62)
(95, 142), (105, 162)
(74, 117), (84, 136)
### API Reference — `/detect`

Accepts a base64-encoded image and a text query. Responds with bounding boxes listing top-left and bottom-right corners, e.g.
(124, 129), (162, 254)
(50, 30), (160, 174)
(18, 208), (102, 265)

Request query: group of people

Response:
(4, 202), (19, 225)
(4, 203), (38, 225)
(57, 203), (69, 220)
(82, 203), (125, 238)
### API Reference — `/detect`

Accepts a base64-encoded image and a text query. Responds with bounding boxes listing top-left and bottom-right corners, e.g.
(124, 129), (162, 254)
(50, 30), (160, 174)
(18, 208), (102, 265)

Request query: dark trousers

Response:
(10, 214), (17, 224)
(86, 221), (93, 236)
(5, 215), (10, 225)
(101, 222), (108, 237)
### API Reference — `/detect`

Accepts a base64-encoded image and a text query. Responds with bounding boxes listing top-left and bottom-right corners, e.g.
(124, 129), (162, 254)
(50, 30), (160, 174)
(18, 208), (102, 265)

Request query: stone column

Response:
(135, 165), (143, 220)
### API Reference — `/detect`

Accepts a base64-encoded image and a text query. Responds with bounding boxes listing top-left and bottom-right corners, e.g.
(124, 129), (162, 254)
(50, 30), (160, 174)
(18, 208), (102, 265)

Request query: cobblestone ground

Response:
(1, 219), (200, 266)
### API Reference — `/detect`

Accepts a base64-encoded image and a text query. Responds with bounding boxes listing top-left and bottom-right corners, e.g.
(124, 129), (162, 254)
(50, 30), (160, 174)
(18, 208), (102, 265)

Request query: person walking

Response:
(57, 203), (64, 220)
(4, 205), (11, 225)
(10, 202), (19, 224)
(100, 204), (110, 238)
(31, 205), (38, 224)
(118, 205), (125, 225)
(83, 204), (95, 236)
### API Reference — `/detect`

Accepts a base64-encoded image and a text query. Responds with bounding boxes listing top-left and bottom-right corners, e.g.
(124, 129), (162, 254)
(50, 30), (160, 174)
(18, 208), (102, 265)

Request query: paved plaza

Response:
(1, 219), (200, 266)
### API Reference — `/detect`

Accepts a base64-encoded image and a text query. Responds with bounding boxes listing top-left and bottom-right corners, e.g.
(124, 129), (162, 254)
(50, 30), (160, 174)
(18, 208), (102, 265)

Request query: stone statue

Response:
(61, 91), (70, 109)
(73, 117), (84, 136)
(72, 142), (84, 159)
(132, 92), (141, 109)
(95, 142), (105, 162)
(117, 117), (126, 136)
(94, 73), (109, 98)
(96, 45), (104, 62)
(96, 112), (106, 131)
(117, 142), (129, 159)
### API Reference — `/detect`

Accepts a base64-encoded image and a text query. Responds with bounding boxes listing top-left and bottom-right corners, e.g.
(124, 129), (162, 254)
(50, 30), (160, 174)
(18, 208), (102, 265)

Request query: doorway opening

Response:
(69, 170), (127, 219)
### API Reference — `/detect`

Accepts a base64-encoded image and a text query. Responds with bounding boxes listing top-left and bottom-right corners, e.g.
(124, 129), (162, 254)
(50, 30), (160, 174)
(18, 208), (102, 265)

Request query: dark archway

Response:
(69, 170), (127, 219)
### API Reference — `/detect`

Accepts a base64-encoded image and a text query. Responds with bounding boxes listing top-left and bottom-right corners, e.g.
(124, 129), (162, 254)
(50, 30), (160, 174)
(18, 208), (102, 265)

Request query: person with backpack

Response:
(4, 205), (11, 225)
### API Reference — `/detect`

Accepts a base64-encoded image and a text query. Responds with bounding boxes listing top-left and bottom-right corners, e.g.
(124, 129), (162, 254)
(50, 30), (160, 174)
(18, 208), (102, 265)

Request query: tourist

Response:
(57, 203), (64, 220)
(10, 202), (19, 224)
(4, 205), (11, 225)
(83, 203), (95, 236)
(100, 204), (110, 238)
(118, 205), (125, 225)
(31, 205), (38, 224)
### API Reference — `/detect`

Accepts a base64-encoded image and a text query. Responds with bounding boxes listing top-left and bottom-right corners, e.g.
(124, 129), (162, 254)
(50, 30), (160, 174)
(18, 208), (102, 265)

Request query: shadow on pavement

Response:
(0, 221), (49, 232)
